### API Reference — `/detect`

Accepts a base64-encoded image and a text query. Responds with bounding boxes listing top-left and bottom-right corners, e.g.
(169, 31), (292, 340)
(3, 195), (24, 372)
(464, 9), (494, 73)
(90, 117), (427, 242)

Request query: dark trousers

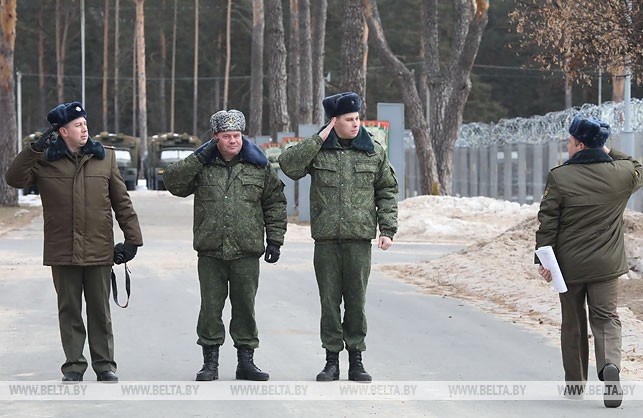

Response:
(196, 256), (260, 349)
(51, 265), (115, 375)
(313, 241), (371, 353)
(559, 278), (621, 384)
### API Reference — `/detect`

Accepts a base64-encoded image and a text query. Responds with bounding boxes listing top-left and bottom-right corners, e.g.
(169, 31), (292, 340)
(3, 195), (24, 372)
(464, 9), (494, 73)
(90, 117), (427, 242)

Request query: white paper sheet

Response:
(535, 245), (568, 293)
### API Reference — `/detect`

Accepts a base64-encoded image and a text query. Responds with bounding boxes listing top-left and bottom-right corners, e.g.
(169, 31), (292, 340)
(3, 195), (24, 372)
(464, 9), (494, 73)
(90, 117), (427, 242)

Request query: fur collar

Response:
(564, 148), (612, 165)
(206, 136), (268, 167)
(45, 136), (105, 161)
(320, 125), (375, 155)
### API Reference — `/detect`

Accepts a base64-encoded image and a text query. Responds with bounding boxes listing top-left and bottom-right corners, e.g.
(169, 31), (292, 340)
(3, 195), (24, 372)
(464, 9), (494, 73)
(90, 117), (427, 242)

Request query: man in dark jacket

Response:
(279, 92), (398, 382)
(164, 109), (287, 382)
(536, 116), (643, 407)
(5, 102), (143, 383)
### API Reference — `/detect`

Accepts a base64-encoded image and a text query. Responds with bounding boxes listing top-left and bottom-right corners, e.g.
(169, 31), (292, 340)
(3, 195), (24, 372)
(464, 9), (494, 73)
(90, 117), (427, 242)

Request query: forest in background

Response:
(13, 0), (641, 140)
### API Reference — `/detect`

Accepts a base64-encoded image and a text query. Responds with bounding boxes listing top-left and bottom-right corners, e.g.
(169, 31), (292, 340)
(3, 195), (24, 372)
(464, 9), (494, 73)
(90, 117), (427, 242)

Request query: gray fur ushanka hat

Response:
(210, 109), (246, 133)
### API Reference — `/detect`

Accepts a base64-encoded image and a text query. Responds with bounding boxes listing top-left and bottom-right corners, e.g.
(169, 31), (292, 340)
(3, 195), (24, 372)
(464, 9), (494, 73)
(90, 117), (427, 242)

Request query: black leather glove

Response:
(32, 127), (57, 152)
(264, 241), (281, 263)
(194, 139), (218, 164)
(114, 242), (138, 264)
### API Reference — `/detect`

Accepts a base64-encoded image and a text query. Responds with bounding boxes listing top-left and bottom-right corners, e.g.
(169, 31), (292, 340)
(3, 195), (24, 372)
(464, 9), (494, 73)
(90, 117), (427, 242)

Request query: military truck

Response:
(93, 132), (139, 190)
(146, 132), (201, 190)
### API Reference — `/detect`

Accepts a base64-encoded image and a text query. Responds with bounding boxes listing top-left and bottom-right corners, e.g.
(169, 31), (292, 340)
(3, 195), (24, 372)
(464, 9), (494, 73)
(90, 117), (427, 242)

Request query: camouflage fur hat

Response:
(210, 109), (246, 134)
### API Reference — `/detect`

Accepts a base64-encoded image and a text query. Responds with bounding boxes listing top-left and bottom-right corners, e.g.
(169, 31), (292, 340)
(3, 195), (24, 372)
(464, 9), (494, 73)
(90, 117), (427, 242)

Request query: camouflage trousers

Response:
(51, 265), (115, 375)
(313, 241), (371, 353)
(196, 255), (260, 349)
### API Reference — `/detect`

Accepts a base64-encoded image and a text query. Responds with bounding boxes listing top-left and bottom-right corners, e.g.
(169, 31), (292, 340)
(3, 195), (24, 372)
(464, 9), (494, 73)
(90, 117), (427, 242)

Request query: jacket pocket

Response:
(354, 162), (378, 189)
(312, 160), (338, 187)
(240, 174), (264, 202)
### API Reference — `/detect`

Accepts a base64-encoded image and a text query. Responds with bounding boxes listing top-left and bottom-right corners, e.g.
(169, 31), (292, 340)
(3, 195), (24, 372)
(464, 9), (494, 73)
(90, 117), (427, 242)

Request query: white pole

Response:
(16, 71), (22, 152)
(81, 0), (86, 106)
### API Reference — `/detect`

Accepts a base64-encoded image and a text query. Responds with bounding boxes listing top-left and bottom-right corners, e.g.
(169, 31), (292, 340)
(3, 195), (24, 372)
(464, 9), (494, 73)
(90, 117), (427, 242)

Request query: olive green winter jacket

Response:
(536, 148), (643, 284)
(278, 126), (398, 241)
(163, 138), (287, 260)
(5, 138), (143, 266)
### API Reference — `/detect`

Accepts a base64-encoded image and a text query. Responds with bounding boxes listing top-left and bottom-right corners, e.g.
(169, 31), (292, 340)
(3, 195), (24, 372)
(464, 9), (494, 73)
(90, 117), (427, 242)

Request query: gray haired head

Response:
(210, 109), (246, 134)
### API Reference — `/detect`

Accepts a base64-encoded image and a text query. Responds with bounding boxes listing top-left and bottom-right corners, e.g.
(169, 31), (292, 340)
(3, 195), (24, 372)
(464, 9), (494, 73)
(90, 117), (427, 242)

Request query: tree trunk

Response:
(364, 0), (437, 194)
(113, 0), (120, 132)
(611, 67), (625, 103)
(339, 0), (368, 109)
(170, 0), (177, 132)
(192, 0), (199, 135)
(135, 0), (148, 165)
(223, 0), (232, 110)
(311, 0), (327, 124)
(364, 0), (488, 195)
(0, 0), (18, 206)
(298, 0), (313, 124)
(159, 25), (167, 131)
(55, 0), (73, 103)
(249, 0), (264, 137)
(287, 0), (300, 131)
(564, 73), (572, 109)
(37, 3), (46, 119)
(265, 0), (290, 137)
(55, 0), (63, 102)
(102, 0), (110, 130)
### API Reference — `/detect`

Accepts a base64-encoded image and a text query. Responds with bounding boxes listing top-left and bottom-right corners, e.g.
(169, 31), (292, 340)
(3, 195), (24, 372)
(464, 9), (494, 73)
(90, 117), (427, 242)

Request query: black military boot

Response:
(348, 350), (372, 382)
(196, 345), (219, 381)
(316, 350), (340, 381)
(236, 347), (269, 381)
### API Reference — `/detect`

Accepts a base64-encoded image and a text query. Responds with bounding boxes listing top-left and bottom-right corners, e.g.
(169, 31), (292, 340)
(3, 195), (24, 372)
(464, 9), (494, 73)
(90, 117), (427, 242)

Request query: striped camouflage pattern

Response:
(163, 154), (287, 260)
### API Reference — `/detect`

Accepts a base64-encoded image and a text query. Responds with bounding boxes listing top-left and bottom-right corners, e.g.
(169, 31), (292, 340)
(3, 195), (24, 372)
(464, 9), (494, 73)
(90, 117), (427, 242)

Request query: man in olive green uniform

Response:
(164, 110), (286, 382)
(536, 116), (643, 407)
(279, 92), (398, 382)
(5, 102), (143, 383)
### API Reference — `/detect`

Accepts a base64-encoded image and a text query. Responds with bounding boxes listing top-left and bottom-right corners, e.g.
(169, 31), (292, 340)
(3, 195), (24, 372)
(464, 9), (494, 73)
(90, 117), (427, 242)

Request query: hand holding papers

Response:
(535, 246), (568, 293)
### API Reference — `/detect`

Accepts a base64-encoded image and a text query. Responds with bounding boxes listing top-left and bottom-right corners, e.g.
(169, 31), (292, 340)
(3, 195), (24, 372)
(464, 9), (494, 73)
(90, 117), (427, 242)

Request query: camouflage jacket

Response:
(279, 126), (398, 241)
(164, 137), (287, 260)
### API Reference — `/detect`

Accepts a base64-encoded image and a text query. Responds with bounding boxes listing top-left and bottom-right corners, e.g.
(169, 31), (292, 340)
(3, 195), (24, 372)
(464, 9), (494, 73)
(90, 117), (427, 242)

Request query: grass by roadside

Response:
(0, 205), (42, 236)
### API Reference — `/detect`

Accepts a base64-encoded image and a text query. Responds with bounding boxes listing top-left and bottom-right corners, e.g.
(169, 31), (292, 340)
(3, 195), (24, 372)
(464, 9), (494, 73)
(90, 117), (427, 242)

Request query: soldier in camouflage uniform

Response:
(279, 92), (398, 382)
(164, 110), (287, 382)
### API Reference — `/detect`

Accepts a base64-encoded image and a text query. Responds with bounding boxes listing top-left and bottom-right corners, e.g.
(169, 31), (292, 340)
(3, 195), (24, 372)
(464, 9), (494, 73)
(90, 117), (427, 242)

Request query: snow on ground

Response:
(17, 191), (643, 379)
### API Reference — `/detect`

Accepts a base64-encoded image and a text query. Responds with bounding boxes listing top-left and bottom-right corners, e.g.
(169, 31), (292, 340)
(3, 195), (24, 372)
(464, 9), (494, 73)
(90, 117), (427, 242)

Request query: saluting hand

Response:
(318, 118), (336, 142)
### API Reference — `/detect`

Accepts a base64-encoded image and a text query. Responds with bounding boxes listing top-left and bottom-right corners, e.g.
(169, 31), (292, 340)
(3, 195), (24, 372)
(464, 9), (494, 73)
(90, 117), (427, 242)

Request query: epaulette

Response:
(103, 145), (116, 150)
(549, 164), (565, 171)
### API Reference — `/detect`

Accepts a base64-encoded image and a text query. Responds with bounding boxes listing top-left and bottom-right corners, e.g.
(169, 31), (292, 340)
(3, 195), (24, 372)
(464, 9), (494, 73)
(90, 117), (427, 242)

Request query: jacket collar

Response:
(321, 125), (375, 155)
(208, 136), (268, 167)
(45, 136), (105, 162)
(564, 148), (612, 165)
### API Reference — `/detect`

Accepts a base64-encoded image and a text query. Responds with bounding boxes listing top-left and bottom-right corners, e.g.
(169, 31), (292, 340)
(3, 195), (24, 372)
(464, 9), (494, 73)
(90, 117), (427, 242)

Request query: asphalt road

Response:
(0, 191), (640, 417)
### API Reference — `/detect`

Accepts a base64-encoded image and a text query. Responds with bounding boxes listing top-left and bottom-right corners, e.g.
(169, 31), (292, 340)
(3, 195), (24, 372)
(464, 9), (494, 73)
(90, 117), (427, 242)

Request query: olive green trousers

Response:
(559, 278), (621, 384)
(51, 265), (115, 375)
(313, 241), (371, 353)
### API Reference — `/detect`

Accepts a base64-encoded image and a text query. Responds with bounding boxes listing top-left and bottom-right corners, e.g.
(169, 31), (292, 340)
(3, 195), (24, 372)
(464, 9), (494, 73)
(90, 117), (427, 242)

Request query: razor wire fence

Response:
(402, 100), (643, 211)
